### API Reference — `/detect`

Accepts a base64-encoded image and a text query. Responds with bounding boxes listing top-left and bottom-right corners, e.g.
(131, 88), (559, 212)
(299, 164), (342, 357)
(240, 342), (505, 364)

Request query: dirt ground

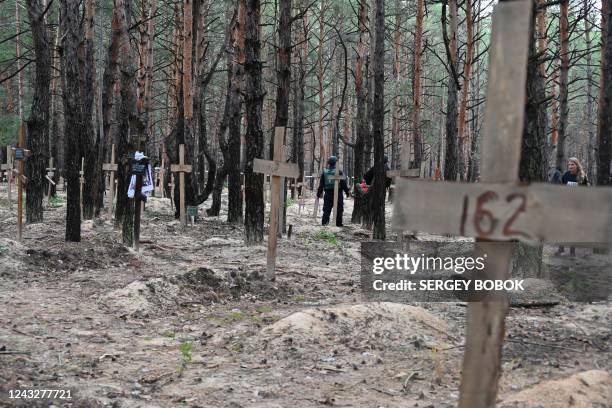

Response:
(0, 184), (610, 408)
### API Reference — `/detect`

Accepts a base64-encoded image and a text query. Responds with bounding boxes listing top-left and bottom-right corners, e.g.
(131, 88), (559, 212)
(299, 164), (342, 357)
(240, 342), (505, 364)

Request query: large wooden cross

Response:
(1, 148), (14, 210)
(170, 144), (192, 226)
(45, 157), (56, 206)
(253, 127), (299, 278)
(394, 2), (611, 406)
(102, 144), (118, 217)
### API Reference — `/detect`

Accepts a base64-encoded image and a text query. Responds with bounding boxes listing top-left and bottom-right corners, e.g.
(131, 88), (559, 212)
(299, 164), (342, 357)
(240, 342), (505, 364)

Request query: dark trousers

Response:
(322, 189), (344, 226)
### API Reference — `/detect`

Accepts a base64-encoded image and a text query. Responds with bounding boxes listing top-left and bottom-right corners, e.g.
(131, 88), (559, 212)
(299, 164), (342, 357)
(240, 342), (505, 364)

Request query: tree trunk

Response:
(391, 2), (401, 170)
(457, 0), (474, 181)
(60, 0), (85, 242)
(25, 0), (51, 223)
(515, 0), (547, 279)
(15, 0), (24, 121)
(80, 0), (97, 220)
(597, 0), (612, 185)
(243, 0), (265, 243)
(443, 0), (459, 181)
(555, 0), (570, 169)
(351, 0), (368, 224)
(226, 0), (245, 223)
(369, 0), (386, 240)
(291, 1), (308, 197)
(584, 0), (595, 180)
(412, 0), (424, 171)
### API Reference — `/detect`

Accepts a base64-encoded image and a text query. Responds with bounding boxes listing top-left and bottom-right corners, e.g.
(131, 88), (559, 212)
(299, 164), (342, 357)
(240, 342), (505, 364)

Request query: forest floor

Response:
(0, 184), (610, 408)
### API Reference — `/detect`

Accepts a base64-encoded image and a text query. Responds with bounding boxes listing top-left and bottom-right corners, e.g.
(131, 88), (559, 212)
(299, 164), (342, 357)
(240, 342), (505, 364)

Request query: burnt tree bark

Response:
(555, 0), (570, 169)
(369, 0), (386, 240)
(60, 0), (85, 242)
(80, 0), (97, 220)
(25, 0), (51, 223)
(351, 0), (368, 224)
(244, 0), (265, 243)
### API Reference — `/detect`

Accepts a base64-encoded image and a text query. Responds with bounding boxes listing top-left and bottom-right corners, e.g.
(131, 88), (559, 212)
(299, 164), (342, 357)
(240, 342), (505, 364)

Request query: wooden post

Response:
(253, 127), (299, 278)
(45, 157), (56, 206)
(170, 144), (192, 226)
(14, 123), (29, 242)
(103, 144), (118, 217)
(1, 148), (13, 210)
(159, 154), (166, 198)
(169, 174), (175, 210)
(79, 157), (85, 218)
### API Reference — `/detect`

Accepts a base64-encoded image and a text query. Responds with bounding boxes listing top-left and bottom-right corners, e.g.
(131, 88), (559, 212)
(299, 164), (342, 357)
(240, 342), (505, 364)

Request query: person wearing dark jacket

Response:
(363, 155), (392, 190)
(317, 156), (350, 227)
(561, 157), (588, 185)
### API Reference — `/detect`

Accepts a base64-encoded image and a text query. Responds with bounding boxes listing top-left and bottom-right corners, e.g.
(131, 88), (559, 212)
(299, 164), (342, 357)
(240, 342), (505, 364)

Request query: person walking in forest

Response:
(557, 157), (588, 256)
(361, 155), (392, 196)
(317, 156), (350, 227)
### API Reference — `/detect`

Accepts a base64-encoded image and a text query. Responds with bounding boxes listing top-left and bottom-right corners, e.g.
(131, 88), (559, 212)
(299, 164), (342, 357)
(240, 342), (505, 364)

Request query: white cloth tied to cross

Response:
(127, 152), (154, 198)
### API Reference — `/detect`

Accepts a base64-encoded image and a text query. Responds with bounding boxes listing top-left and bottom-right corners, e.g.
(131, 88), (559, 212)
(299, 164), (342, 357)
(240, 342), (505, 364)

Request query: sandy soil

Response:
(0, 185), (610, 407)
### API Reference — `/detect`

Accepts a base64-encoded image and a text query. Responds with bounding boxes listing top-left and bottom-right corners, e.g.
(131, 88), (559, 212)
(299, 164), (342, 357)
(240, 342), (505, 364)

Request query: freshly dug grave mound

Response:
(508, 278), (567, 307)
(101, 268), (293, 317)
(261, 302), (459, 350)
(499, 370), (612, 408)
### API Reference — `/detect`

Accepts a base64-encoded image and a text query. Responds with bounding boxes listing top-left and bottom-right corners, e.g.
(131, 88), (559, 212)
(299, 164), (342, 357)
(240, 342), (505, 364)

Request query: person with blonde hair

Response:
(557, 157), (588, 256)
(561, 157), (588, 186)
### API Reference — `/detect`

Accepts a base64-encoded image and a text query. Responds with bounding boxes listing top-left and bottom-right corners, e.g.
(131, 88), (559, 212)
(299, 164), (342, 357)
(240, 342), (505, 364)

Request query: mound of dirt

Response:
(261, 302), (459, 350)
(499, 370), (612, 408)
(509, 278), (567, 307)
(101, 268), (293, 317)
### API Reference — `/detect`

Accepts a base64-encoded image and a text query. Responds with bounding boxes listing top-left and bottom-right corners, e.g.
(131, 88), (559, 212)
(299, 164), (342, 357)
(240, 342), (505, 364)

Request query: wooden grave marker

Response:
(170, 144), (192, 226)
(1, 148), (14, 210)
(391, 2), (612, 406)
(12, 123), (30, 241)
(45, 157), (56, 206)
(158, 155), (166, 198)
(253, 127), (299, 278)
(102, 144), (118, 216)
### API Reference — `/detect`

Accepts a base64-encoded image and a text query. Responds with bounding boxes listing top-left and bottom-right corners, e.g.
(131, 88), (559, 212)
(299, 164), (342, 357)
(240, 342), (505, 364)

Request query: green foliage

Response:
(48, 195), (64, 208)
(177, 341), (193, 375)
(285, 197), (296, 208)
(312, 228), (339, 246)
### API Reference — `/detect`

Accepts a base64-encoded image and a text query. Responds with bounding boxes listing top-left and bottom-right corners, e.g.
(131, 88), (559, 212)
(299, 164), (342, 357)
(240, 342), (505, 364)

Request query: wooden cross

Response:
(329, 166), (346, 224)
(253, 127), (299, 278)
(170, 144), (192, 226)
(1, 148), (13, 210)
(392, 2), (612, 406)
(46, 157), (56, 206)
(13, 123), (30, 241)
(79, 157), (85, 218)
(102, 144), (118, 217)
